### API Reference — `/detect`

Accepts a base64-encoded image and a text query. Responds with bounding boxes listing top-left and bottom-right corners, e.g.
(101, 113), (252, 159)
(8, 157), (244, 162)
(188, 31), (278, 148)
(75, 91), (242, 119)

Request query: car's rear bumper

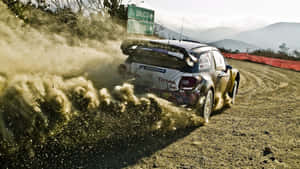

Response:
(144, 87), (201, 106)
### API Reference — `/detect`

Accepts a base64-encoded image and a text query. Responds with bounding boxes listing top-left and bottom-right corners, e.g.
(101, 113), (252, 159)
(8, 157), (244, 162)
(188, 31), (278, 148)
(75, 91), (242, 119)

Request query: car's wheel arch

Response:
(196, 82), (215, 122)
(199, 79), (215, 106)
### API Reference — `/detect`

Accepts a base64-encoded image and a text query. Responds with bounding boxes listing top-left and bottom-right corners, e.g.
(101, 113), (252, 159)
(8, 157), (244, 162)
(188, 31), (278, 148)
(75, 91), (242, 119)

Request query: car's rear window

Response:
(127, 47), (188, 70)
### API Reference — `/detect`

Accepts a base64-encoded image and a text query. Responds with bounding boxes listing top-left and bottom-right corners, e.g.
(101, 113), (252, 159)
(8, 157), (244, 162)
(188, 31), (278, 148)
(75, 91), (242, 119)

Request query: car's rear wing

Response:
(121, 39), (190, 60)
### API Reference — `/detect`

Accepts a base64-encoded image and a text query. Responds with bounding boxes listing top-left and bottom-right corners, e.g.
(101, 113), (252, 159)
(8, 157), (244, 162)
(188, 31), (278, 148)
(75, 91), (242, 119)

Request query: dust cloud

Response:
(0, 1), (203, 161)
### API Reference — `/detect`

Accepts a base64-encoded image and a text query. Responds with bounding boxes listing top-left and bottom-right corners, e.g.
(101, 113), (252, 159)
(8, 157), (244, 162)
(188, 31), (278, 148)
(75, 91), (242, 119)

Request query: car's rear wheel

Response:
(198, 90), (213, 123)
(231, 81), (238, 104)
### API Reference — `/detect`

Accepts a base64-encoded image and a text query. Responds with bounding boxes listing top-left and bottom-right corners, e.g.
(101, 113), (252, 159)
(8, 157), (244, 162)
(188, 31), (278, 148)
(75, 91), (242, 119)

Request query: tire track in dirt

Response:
(201, 60), (300, 169)
(126, 59), (300, 169)
(10, 59), (297, 169)
(234, 60), (299, 109)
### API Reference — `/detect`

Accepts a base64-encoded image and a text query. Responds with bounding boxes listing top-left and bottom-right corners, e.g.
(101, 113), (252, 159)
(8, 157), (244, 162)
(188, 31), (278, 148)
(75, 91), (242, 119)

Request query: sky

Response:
(126, 0), (300, 31)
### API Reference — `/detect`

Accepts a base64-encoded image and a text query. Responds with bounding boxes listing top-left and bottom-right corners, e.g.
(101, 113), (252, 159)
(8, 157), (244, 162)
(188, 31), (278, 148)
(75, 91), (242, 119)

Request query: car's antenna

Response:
(179, 17), (184, 42)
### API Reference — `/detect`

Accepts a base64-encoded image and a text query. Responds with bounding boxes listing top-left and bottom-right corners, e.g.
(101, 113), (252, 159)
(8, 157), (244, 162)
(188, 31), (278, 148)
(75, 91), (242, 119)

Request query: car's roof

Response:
(121, 38), (219, 57)
(149, 39), (208, 51)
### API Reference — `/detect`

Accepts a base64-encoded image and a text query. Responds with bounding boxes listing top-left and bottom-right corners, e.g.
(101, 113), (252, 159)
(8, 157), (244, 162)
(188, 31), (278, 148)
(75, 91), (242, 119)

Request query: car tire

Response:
(198, 90), (213, 123)
(231, 81), (238, 104)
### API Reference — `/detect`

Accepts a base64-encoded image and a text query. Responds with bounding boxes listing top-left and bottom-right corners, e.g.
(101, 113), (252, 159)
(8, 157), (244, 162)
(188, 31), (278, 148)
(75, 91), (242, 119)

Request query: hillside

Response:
(210, 39), (259, 52)
(186, 27), (240, 42)
(154, 23), (192, 40)
(232, 22), (300, 51)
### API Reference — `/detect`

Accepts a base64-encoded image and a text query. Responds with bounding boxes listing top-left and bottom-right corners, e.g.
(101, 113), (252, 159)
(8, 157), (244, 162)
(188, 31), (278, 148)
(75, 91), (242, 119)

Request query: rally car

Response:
(119, 39), (240, 122)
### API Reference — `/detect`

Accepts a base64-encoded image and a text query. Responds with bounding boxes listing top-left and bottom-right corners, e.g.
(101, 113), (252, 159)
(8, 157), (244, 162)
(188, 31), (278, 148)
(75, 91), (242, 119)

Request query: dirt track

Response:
(5, 59), (299, 169)
(103, 59), (300, 169)
(118, 59), (300, 169)
(110, 59), (299, 169)
(33, 59), (299, 169)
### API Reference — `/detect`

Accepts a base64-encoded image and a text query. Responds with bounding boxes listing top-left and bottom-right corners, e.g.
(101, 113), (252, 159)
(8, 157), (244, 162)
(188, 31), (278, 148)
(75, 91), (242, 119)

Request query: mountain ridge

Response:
(209, 39), (259, 52)
(154, 22), (300, 52)
(231, 22), (300, 51)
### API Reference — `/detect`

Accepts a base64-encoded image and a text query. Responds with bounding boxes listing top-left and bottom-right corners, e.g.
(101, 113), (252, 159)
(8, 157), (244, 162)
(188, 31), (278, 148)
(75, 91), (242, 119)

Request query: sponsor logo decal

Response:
(139, 65), (166, 73)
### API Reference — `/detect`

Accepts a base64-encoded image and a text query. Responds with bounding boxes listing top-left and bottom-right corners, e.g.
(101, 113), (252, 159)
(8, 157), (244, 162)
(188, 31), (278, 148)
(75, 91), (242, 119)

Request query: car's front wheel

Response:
(197, 90), (213, 123)
(231, 81), (238, 104)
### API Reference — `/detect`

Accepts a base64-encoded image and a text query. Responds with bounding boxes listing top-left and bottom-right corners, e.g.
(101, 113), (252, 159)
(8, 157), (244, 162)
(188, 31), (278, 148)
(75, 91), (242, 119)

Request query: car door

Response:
(211, 51), (230, 95)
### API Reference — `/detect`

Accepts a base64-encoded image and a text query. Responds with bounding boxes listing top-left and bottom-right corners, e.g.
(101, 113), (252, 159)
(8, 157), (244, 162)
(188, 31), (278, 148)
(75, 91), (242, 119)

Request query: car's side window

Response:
(198, 53), (212, 71)
(212, 51), (226, 71)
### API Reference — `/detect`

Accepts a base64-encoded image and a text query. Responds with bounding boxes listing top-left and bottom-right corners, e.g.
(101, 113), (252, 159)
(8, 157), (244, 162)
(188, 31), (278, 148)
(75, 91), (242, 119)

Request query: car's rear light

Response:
(179, 77), (198, 90)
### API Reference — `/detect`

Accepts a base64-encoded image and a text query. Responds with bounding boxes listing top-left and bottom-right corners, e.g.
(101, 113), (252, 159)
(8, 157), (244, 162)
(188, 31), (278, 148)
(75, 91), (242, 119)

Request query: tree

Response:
(103, 0), (126, 20)
(4, 0), (126, 19)
(234, 49), (240, 53)
(85, 0), (104, 12)
(294, 50), (300, 58)
(279, 43), (289, 53)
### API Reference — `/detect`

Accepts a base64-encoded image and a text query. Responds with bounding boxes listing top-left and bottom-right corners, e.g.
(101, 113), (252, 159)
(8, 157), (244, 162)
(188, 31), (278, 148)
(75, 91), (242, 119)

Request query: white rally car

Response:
(119, 39), (240, 122)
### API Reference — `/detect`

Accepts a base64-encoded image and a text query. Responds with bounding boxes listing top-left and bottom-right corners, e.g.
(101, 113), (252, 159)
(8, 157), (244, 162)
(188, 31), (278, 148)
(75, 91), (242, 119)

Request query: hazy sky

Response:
(129, 0), (300, 31)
